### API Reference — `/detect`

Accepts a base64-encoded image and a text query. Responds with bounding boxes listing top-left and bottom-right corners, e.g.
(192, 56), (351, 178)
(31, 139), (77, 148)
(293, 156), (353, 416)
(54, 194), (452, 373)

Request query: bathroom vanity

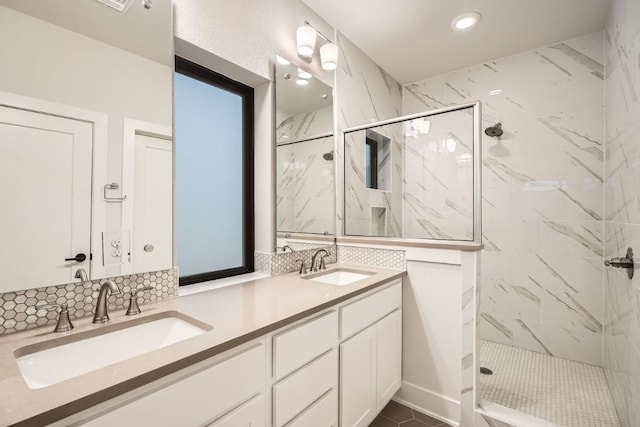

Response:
(0, 265), (403, 426)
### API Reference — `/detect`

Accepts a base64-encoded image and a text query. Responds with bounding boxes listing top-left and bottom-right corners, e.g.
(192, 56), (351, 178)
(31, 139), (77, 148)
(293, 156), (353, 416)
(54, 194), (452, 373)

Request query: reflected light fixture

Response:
(451, 12), (482, 32)
(296, 21), (338, 71)
(298, 68), (312, 79)
(295, 79), (309, 86)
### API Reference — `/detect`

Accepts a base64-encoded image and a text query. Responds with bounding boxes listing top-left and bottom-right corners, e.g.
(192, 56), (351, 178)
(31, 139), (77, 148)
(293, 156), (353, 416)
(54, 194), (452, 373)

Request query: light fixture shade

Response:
(320, 43), (338, 70)
(296, 25), (317, 58)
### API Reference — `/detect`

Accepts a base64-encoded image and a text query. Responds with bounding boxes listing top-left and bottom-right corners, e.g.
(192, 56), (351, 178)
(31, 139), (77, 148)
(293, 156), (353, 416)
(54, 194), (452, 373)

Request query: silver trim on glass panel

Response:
(340, 100), (483, 249)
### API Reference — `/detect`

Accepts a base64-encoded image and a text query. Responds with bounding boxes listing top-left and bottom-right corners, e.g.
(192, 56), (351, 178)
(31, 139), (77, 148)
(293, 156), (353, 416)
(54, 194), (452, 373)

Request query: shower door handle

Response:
(604, 247), (634, 279)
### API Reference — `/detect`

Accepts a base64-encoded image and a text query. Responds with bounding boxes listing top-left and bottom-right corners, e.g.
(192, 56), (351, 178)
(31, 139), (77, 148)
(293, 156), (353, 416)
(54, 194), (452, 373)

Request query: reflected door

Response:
(0, 106), (92, 289)
(131, 133), (172, 273)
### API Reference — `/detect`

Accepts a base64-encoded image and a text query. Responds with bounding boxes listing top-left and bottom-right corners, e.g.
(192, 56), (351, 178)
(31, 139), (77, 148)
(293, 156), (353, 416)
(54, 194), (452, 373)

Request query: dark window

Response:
(174, 56), (254, 286)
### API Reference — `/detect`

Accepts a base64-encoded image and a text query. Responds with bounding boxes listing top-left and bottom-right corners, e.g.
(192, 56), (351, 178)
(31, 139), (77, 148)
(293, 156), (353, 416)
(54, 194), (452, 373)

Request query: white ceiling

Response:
(0, 0), (172, 66)
(302, 0), (610, 84)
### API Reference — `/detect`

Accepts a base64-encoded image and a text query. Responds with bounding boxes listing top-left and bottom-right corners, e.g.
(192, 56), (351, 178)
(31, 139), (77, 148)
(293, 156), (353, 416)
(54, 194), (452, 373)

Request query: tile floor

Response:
(479, 340), (620, 427)
(371, 400), (453, 426)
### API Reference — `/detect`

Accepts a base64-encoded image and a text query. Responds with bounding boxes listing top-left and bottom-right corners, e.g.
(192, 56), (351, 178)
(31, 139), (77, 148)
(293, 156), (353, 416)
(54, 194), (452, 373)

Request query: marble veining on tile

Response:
(603, 0), (640, 425)
(404, 31), (605, 364)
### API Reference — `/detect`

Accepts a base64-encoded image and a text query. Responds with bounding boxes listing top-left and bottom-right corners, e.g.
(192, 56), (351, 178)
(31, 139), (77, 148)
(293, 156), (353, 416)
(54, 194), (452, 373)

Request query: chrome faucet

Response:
(93, 279), (122, 324)
(282, 245), (294, 252)
(310, 249), (329, 272)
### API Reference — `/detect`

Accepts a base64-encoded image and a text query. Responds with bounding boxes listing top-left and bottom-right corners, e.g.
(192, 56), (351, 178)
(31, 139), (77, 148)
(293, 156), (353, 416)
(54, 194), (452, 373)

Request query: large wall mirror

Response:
(275, 57), (335, 248)
(0, 0), (173, 293)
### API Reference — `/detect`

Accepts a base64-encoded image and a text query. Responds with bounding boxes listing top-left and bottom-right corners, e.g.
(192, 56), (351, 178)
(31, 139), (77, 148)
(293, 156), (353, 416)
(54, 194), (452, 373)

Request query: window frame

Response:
(174, 56), (255, 286)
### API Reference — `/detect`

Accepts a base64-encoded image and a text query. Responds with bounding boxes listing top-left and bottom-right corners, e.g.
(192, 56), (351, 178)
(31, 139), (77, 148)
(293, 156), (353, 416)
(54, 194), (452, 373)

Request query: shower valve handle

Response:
(604, 247), (634, 279)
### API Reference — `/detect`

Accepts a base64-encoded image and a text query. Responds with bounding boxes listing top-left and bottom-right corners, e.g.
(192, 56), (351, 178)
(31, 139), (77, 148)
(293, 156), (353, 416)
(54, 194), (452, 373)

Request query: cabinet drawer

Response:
(208, 394), (265, 427)
(273, 310), (338, 380)
(273, 349), (338, 427)
(288, 389), (338, 427)
(81, 342), (266, 427)
(340, 281), (401, 339)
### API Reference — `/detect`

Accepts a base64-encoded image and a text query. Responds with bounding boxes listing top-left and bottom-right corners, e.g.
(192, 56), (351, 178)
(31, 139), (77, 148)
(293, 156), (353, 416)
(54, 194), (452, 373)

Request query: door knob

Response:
(65, 253), (87, 262)
(604, 247), (634, 279)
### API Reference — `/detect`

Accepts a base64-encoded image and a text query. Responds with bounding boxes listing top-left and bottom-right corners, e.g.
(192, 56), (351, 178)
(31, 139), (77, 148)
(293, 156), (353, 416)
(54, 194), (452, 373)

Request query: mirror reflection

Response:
(0, 0), (173, 292)
(275, 57), (335, 239)
(344, 106), (477, 241)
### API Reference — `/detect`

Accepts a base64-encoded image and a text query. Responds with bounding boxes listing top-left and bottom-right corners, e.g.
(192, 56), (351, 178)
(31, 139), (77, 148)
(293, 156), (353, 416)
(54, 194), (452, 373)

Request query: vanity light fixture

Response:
(296, 21), (338, 71)
(451, 12), (482, 32)
(296, 24), (317, 60)
(320, 43), (338, 70)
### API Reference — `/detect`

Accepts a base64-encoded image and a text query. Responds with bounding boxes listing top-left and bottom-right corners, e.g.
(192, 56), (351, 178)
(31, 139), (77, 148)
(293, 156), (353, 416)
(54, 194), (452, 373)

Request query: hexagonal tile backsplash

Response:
(0, 268), (178, 335)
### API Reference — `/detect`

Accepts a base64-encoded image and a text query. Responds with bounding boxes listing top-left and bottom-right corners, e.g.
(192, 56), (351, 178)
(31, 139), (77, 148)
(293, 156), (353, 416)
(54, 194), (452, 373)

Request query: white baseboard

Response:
(394, 381), (461, 426)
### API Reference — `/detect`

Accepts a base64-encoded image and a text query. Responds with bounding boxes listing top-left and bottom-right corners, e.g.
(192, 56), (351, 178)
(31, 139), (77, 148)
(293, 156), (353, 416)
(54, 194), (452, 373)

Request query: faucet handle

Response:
(319, 256), (327, 270)
(126, 286), (153, 316)
(36, 302), (74, 333)
(296, 259), (307, 275)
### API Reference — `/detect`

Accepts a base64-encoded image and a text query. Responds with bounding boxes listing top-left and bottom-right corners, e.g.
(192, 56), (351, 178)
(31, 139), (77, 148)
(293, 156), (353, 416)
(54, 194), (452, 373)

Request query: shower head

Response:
(484, 123), (503, 137)
(323, 151), (334, 161)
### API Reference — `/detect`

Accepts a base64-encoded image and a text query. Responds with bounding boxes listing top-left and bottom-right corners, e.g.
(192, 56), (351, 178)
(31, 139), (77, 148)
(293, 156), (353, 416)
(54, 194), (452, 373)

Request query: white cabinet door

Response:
(376, 309), (402, 410)
(208, 394), (265, 427)
(340, 324), (377, 427)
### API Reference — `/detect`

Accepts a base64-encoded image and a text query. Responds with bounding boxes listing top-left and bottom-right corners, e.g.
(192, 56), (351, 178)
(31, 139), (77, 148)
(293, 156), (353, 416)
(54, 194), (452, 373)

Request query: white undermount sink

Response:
(15, 312), (211, 389)
(305, 268), (374, 286)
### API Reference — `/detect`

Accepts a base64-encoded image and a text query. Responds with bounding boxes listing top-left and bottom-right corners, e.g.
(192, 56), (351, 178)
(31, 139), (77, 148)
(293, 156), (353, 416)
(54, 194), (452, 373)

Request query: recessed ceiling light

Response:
(451, 12), (482, 32)
(296, 79), (309, 86)
(276, 56), (291, 65)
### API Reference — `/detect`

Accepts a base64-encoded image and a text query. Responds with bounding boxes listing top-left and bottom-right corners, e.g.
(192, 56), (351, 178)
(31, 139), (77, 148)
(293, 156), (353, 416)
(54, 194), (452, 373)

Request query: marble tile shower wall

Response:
(336, 31), (403, 237)
(276, 135), (334, 235)
(0, 268), (178, 335)
(276, 105), (333, 143)
(344, 124), (403, 237)
(402, 107), (475, 240)
(404, 32), (605, 365)
(603, 0), (640, 425)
